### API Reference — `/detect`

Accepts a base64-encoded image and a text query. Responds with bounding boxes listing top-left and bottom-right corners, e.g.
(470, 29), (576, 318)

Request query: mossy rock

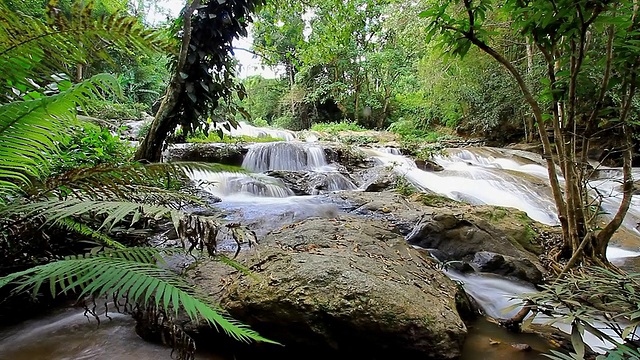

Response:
(412, 193), (464, 208)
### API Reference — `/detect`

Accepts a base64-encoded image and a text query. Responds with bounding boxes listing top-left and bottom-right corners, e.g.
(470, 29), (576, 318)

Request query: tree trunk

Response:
(525, 41), (535, 142)
(135, 0), (199, 162)
(135, 82), (183, 162)
(378, 86), (392, 129)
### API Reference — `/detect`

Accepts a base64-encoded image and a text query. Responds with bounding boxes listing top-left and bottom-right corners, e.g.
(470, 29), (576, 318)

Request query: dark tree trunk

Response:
(134, 0), (200, 162)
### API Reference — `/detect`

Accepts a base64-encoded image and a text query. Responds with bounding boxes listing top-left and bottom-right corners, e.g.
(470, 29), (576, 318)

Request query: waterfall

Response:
(323, 173), (358, 191)
(187, 170), (293, 198)
(365, 147), (559, 225)
(210, 121), (296, 141)
(242, 142), (329, 172)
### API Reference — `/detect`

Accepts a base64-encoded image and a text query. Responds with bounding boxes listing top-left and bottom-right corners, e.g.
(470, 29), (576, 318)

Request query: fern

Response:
(36, 161), (242, 201)
(0, 247), (276, 344)
(54, 217), (126, 249)
(0, 74), (119, 198)
(0, 198), (183, 232)
(0, 1), (274, 353)
(0, 1), (173, 100)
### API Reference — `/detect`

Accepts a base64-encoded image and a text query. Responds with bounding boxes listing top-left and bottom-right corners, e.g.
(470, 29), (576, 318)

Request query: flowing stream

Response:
(2, 133), (640, 359)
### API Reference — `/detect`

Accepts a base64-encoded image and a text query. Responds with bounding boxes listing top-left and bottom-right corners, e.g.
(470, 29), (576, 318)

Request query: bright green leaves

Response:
(0, 74), (119, 198)
(0, 247), (277, 344)
(0, 1), (172, 102)
(420, 0), (494, 57)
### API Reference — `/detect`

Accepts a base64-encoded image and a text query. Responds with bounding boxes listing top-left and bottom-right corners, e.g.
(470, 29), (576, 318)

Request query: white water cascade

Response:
(243, 142), (329, 172)
(365, 147), (559, 225)
(242, 142), (357, 191)
(188, 170), (294, 198)
(210, 121), (296, 141)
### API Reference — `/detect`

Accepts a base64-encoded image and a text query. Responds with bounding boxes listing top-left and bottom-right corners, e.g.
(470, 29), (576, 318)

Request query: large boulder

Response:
(361, 167), (400, 192)
(190, 216), (468, 359)
(405, 205), (545, 283)
(163, 143), (246, 165)
(326, 191), (549, 284)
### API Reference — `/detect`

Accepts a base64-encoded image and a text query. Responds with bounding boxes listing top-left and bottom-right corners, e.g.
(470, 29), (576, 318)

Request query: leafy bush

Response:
(341, 134), (377, 145)
(252, 117), (269, 127)
(311, 121), (367, 133)
(49, 123), (134, 174)
(272, 114), (296, 129)
(186, 131), (283, 143)
(389, 119), (459, 153)
(85, 100), (148, 120)
(395, 176), (417, 196)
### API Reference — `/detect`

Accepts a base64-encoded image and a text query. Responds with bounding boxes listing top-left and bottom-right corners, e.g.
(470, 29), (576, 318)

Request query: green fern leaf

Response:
(0, 248), (278, 344)
(0, 74), (119, 199)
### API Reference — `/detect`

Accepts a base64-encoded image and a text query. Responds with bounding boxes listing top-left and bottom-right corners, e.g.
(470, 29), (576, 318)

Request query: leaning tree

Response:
(136, 0), (265, 162)
(422, 0), (638, 268)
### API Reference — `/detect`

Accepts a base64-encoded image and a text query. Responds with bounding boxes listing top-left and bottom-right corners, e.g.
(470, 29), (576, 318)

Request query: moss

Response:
(413, 193), (463, 208)
(485, 207), (508, 222)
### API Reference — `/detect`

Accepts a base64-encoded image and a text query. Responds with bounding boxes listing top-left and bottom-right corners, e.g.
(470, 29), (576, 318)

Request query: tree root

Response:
(499, 300), (535, 332)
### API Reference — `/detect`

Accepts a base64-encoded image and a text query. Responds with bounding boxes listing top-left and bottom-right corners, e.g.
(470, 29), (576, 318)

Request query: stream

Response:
(2, 124), (640, 359)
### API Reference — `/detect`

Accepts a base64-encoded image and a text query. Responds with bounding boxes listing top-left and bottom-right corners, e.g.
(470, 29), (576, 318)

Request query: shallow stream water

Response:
(2, 131), (640, 359)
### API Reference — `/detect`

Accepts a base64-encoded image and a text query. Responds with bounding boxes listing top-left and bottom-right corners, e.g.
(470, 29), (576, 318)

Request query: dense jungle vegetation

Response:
(1, 0), (640, 359)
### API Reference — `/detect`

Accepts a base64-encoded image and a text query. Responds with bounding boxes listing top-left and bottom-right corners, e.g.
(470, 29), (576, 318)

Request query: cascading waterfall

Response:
(588, 168), (640, 236)
(187, 170), (293, 198)
(242, 142), (328, 172)
(242, 142), (357, 191)
(210, 121), (296, 141)
(365, 147), (559, 225)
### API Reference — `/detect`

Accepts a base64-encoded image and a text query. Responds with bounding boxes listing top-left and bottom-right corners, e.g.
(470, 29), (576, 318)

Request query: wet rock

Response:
(118, 112), (154, 140)
(506, 142), (543, 155)
(331, 145), (374, 170)
(471, 251), (543, 284)
(361, 167), (399, 192)
(267, 170), (357, 195)
(511, 343), (532, 352)
(163, 143), (246, 165)
(446, 261), (476, 274)
(406, 213), (545, 284)
(415, 159), (444, 172)
(188, 216), (468, 359)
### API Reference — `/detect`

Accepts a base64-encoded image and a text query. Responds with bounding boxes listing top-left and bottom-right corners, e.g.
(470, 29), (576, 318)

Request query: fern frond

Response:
(0, 198), (182, 232)
(0, 247), (276, 344)
(0, 74), (119, 198)
(54, 217), (126, 249)
(0, 1), (173, 99)
(37, 162), (240, 201)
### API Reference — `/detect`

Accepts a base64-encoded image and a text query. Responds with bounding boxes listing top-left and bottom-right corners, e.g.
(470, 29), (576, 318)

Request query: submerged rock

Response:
(405, 211), (545, 284)
(414, 159), (444, 172)
(266, 170), (357, 195)
(471, 251), (542, 285)
(189, 216), (468, 359)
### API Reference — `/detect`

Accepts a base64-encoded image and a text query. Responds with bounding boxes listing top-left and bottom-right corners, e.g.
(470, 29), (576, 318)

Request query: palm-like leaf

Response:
(0, 1), (173, 100)
(0, 74), (119, 198)
(1, 198), (182, 232)
(36, 161), (243, 201)
(0, 247), (276, 344)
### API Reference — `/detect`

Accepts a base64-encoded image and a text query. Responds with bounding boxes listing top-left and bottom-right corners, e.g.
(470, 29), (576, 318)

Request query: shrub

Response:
(186, 131), (283, 143)
(272, 115), (296, 129)
(252, 117), (269, 127)
(85, 100), (148, 120)
(311, 121), (367, 133)
(49, 123), (134, 174)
